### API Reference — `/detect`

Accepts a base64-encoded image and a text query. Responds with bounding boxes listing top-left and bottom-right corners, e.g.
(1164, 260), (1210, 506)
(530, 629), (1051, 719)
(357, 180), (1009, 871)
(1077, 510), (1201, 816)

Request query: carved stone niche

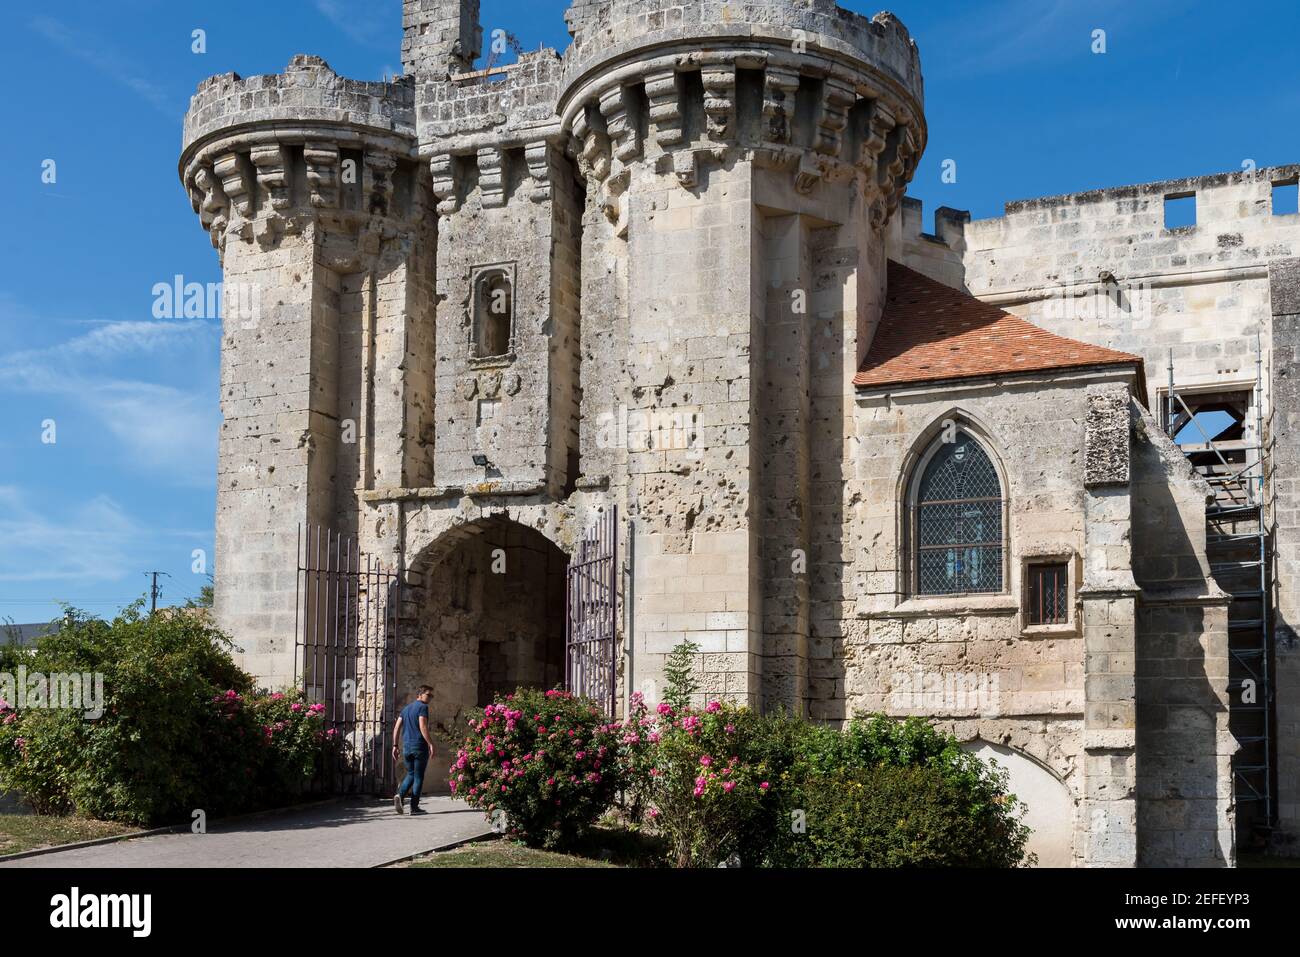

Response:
(468, 261), (518, 366)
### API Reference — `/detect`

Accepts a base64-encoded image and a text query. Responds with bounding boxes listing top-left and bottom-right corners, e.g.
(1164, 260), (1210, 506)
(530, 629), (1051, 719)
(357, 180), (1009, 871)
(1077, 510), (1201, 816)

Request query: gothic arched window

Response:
(911, 430), (1005, 596)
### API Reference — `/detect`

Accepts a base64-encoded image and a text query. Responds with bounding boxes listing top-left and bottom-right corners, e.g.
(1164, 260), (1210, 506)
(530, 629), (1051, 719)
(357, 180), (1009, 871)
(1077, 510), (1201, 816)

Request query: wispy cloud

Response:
(0, 486), (202, 585)
(0, 319), (219, 486)
(314, 0), (395, 48)
(29, 16), (174, 115)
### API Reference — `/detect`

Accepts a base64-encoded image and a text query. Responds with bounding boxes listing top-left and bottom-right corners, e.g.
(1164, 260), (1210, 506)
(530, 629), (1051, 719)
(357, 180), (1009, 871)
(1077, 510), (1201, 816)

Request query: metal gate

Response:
(294, 525), (400, 795)
(566, 508), (618, 716)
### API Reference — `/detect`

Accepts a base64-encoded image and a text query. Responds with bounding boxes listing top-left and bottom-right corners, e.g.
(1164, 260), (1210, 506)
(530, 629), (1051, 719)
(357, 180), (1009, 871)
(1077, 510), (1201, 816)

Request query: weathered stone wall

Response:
(847, 371), (1199, 865)
(1129, 401), (1233, 865)
(1269, 259), (1300, 838)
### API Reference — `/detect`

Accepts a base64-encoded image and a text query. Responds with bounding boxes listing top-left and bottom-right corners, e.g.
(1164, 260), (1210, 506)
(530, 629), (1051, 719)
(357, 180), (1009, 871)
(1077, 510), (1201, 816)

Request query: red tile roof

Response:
(854, 261), (1144, 391)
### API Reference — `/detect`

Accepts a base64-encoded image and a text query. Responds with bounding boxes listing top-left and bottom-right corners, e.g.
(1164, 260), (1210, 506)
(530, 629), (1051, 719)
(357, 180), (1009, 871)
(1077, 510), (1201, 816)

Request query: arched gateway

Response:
(405, 518), (568, 758)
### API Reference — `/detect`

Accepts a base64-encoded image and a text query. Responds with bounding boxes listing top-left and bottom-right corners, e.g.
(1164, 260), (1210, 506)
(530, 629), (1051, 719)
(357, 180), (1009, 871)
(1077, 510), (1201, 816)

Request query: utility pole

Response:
(144, 571), (172, 614)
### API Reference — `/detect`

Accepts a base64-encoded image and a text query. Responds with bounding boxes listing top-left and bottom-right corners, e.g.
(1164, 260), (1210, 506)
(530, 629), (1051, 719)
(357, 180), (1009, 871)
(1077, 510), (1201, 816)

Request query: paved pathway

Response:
(0, 797), (492, 868)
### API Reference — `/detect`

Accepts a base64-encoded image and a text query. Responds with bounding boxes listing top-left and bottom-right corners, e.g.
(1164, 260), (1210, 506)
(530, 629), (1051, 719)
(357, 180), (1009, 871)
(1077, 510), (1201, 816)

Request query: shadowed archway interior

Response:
(400, 518), (568, 793)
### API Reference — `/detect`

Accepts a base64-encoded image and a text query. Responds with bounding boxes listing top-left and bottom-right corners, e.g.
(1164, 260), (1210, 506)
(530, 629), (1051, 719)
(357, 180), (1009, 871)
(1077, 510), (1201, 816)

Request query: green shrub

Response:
(660, 640), (700, 712)
(0, 605), (331, 825)
(451, 687), (627, 850)
(627, 702), (1032, 868)
(785, 764), (1032, 868)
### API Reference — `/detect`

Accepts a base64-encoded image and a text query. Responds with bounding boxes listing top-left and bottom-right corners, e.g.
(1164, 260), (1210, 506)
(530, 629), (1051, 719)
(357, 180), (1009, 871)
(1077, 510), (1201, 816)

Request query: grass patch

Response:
(409, 823), (665, 869)
(410, 839), (619, 869)
(0, 813), (138, 856)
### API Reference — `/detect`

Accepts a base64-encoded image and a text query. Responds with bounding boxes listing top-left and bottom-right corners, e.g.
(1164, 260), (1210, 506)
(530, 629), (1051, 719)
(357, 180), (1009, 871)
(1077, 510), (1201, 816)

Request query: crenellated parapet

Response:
(556, 2), (925, 231)
(417, 50), (567, 217)
(180, 56), (424, 265)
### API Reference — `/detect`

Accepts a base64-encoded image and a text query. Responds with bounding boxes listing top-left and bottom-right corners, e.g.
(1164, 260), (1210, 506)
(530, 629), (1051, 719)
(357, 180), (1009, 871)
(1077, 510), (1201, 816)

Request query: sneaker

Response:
(410, 807), (427, 815)
(393, 792), (404, 815)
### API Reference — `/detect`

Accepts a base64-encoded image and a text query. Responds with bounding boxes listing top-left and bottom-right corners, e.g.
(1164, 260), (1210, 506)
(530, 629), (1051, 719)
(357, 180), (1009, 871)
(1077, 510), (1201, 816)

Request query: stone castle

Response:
(179, 0), (1300, 867)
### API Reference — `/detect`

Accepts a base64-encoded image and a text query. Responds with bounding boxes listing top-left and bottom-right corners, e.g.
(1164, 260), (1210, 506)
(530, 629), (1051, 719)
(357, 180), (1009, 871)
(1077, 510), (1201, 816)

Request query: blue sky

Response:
(0, 0), (1296, 625)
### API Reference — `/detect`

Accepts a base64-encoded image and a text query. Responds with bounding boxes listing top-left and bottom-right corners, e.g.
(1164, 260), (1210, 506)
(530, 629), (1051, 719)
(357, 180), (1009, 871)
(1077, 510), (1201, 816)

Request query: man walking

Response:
(393, 685), (436, 815)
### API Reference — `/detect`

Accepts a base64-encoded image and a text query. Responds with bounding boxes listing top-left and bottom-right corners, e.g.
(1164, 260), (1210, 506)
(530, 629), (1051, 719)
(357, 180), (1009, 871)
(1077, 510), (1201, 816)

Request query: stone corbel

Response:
(673, 149), (699, 189)
(645, 69), (685, 149)
(762, 66), (801, 145)
(524, 141), (555, 204)
(882, 123), (918, 219)
(476, 147), (506, 208)
(303, 144), (340, 208)
(364, 151), (398, 217)
(701, 64), (736, 141)
(212, 151), (255, 221)
(815, 77), (856, 159)
(250, 143), (291, 212)
(859, 101), (894, 173)
(795, 154), (824, 195)
(430, 154), (460, 215)
(573, 108), (611, 184)
(192, 166), (229, 249)
(599, 85), (642, 164)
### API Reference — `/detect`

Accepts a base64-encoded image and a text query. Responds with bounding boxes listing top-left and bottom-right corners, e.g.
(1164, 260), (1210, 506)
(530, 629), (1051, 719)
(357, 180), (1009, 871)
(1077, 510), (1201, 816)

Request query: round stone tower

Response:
(553, 1), (926, 712)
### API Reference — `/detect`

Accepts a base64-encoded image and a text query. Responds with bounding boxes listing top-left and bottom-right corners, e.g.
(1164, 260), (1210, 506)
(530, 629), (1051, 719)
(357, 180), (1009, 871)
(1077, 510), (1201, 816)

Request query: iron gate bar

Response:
(294, 524), (399, 796)
(565, 507), (618, 717)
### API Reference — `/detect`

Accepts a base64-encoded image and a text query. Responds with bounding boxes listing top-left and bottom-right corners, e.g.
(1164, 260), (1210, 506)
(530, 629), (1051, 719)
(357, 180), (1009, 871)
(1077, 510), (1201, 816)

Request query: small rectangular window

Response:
(1027, 562), (1069, 625)
(1164, 192), (1196, 230)
(1272, 180), (1298, 216)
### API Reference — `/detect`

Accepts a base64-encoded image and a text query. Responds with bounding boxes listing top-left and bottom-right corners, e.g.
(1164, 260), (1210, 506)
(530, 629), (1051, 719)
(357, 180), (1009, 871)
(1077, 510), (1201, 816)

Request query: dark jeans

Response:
(398, 749), (428, 807)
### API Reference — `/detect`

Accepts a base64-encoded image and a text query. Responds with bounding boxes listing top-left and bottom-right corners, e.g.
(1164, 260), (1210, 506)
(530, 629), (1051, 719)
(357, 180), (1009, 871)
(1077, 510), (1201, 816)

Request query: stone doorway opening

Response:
(403, 517), (567, 790)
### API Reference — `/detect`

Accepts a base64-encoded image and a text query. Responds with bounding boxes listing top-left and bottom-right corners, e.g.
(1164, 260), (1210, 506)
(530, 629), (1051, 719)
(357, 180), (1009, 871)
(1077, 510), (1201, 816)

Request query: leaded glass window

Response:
(913, 431), (1004, 595)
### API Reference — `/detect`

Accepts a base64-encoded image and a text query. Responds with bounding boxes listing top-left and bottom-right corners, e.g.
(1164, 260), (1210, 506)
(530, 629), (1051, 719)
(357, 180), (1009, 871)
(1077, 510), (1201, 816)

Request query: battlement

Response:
(561, 1), (922, 106)
(183, 56), (415, 156)
(415, 48), (564, 152)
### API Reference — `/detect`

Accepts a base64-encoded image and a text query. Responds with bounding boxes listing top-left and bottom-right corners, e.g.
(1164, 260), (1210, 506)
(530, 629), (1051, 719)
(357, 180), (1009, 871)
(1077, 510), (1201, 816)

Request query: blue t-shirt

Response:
(400, 700), (429, 754)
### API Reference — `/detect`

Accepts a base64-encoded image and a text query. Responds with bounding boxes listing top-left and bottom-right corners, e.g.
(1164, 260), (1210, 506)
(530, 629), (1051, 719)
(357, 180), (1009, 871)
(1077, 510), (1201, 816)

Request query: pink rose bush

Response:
(452, 687), (630, 850)
(624, 695), (772, 868)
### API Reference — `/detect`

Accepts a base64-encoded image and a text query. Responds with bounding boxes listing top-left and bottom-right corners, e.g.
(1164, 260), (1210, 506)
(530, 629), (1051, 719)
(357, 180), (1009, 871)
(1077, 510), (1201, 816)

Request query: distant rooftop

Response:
(1, 622), (55, 647)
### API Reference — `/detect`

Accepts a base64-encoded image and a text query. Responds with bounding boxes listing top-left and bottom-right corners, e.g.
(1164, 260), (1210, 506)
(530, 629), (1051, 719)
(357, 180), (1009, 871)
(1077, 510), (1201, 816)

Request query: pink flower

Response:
(647, 808), (660, 819)
(270, 692), (284, 701)
(657, 702), (674, 717)
(706, 701), (722, 713)
(725, 724), (736, 735)
(699, 755), (713, 767)
(290, 702), (303, 713)
(692, 776), (707, 798)
(723, 781), (736, 793)
(760, 781), (770, 791)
